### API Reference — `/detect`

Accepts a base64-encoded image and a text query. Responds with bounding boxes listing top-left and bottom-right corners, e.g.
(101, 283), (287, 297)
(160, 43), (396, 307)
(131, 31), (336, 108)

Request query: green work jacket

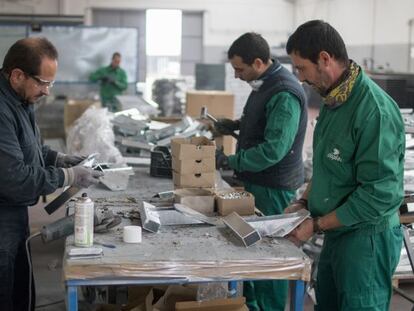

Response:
(89, 65), (128, 103)
(310, 70), (405, 231)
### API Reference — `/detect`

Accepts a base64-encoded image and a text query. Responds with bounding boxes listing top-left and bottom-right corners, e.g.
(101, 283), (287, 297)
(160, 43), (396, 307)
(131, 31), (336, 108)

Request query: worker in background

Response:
(89, 52), (128, 112)
(285, 20), (404, 310)
(215, 32), (307, 311)
(0, 37), (102, 311)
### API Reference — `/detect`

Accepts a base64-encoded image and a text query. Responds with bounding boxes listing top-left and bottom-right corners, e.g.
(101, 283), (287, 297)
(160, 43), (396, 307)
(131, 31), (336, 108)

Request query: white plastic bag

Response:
(66, 107), (124, 164)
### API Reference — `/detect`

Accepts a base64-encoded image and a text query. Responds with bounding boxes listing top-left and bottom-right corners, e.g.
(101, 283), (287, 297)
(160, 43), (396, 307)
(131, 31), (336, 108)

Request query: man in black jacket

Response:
(0, 37), (102, 311)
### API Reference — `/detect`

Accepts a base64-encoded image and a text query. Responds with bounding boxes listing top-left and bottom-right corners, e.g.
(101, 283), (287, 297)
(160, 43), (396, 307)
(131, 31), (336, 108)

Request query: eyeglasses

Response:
(25, 72), (55, 89)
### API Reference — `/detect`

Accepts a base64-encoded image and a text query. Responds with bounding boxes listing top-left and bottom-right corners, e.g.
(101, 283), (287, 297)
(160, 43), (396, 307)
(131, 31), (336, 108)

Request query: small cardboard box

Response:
(175, 297), (248, 311)
(173, 171), (215, 189)
(171, 137), (215, 160)
(216, 190), (255, 216)
(172, 157), (215, 174)
(64, 99), (101, 132)
(174, 188), (215, 215)
(186, 91), (234, 118)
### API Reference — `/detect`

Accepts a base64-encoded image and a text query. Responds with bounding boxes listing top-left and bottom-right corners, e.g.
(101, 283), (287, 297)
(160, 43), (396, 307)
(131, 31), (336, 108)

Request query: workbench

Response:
(62, 168), (312, 311)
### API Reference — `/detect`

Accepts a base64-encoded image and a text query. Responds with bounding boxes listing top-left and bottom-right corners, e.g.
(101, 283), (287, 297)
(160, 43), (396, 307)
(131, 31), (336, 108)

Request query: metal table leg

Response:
(67, 285), (78, 311)
(228, 281), (238, 297)
(290, 280), (305, 311)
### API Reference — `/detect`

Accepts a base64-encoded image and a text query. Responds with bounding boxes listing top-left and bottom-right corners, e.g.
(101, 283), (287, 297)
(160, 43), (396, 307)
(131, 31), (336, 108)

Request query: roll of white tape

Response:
(123, 225), (142, 243)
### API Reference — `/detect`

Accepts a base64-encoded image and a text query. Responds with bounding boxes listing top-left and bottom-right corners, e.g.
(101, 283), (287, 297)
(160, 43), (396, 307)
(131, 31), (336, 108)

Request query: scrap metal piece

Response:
(145, 116), (193, 143)
(217, 191), (250, 199)
(96, 164), (134, 192)
(112, 114), (148, 136)
(121, 139), (153, 151)
(139, 202), (161, 233)
(123, 157), (151, 166)
(246, 209), (311, 237)
(153, 190), (175, 200)
(174, 203), (223, 226)
(157, 208), (203, 225)
(222, 212), (261, 247)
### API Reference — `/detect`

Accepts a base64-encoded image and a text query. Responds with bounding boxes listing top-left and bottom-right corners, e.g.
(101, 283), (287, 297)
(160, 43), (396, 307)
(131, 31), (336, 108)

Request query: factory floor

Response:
(29, 113), (414, 310)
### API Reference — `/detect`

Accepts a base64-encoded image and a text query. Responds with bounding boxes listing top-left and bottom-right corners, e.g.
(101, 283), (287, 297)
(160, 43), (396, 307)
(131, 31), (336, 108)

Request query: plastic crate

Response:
(150, 146), (172, 178)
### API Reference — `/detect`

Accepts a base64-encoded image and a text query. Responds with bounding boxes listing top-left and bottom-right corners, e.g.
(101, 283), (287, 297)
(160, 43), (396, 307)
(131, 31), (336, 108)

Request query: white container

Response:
(123, 226), (142, 243)
(74, 193), (94, 247)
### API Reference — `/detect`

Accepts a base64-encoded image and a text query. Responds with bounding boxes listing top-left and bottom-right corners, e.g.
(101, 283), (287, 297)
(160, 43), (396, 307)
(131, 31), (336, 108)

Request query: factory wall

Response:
(2, 0), (412, 72)
(0, 0), (294, 64)
(294, 0), (414, 73)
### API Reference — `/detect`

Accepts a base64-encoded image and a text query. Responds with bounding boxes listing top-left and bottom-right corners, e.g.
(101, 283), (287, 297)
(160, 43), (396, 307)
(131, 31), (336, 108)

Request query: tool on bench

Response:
(41, 202), (121, 243)
(200, 106), (239, 139)
(44, 153), (99, 215)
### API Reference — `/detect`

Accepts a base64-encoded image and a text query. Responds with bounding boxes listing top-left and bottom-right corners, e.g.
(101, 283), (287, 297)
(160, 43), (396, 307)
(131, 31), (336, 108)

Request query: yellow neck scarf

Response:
(322, 60), (360, 108)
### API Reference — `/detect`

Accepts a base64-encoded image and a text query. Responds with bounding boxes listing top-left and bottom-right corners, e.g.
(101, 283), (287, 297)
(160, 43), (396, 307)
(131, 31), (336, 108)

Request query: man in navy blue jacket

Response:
(0, 37), (102, 311)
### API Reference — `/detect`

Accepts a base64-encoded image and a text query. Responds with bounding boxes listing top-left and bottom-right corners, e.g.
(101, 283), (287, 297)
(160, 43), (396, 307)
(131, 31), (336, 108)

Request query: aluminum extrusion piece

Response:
(222, 212), (261, 247)
(174, 203), (223, 226)
(246, 209), (310, 237)
(139, 202), (161, 233)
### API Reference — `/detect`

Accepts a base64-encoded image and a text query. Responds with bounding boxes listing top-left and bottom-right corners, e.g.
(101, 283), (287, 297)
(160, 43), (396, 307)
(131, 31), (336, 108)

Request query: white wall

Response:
(295, 0), (414, 45)
(4, 0), (413, 71)
(294, 0), (414, 72)
(0, 0), (294, 49)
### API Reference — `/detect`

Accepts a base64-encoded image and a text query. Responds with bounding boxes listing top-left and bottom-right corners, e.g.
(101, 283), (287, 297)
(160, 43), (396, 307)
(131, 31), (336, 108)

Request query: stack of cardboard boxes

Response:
(171, 136), (255, 217)
(171, 137), (217, 215)
(171, 137), (216, 188)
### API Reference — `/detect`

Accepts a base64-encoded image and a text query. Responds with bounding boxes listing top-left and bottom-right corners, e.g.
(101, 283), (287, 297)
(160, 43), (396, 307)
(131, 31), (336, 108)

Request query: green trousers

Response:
(315, 221), (402, 311)
(243, 182), (296, 311)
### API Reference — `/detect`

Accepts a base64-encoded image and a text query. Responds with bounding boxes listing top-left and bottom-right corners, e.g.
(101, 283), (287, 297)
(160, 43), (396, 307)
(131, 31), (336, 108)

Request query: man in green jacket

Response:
(215, 32), (308, 311)
(286, 20), (404, 311)
(89, 52), (128, 112)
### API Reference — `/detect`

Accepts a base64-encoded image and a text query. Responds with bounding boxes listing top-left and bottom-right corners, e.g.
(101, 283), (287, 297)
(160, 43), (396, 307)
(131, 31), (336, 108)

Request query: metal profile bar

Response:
(222, 212), (261, 247)
(139, 202), (161, 233)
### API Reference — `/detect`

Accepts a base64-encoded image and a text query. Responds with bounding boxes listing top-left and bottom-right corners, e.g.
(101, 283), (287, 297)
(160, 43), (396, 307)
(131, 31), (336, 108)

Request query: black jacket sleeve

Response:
(0, 112), (62, 206)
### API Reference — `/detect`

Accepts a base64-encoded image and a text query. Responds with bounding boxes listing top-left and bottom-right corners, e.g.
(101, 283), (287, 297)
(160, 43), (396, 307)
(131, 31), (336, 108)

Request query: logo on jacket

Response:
(327, 148), (342, 162)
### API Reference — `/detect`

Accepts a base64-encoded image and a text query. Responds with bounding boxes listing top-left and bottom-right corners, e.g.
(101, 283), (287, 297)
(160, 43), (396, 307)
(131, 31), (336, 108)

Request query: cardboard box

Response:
(153, 285), (197, 311)
(64, 99), (101, 132)
(174, 188), (215, 215)
(214, 136), (237, 155)
(171, 137), (215, 161)
(175, 297), (248, 311)
(172, 157), (215, 174)
(186, 91), (234, 119)
(216, 190), (255, 216)
(173, 171), (215, 189)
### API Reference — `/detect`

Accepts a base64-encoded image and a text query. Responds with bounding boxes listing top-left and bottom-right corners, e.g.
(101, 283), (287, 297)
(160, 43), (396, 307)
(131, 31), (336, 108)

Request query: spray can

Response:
(74, 193), (94, 247)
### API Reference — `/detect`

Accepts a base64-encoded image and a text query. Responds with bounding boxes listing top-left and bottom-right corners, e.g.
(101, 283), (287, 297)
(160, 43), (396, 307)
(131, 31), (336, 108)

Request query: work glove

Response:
(62, 166), (104, 188)
(101, 75), (115, 84)
(55, 152), (86, 168)
(215, 147), (230, 170)
(215, 118), (239, 136)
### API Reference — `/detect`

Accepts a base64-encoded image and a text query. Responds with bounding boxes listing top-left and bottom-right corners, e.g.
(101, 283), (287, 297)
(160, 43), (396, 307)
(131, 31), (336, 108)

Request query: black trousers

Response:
(0, 206), (35, 311)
